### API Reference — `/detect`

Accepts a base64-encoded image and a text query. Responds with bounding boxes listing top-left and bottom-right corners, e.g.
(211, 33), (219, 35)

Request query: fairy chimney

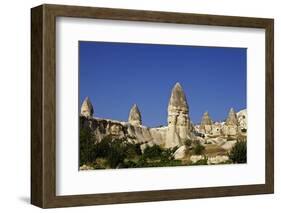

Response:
(128, 104), (142, 126)
(225, 108), (238, 126)
(222, 108), (239, 136)
(200, 111), (213, 133)
(80, 97), (94, 117)
(201, 111), (213, 126)
(165, 82), (191, 148)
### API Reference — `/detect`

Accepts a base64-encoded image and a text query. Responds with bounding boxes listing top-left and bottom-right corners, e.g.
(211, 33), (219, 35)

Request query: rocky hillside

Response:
(80, 82), (247, 163)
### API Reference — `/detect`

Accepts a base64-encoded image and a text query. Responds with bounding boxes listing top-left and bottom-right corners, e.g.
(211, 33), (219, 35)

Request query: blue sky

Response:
(79, 41), (246, 126)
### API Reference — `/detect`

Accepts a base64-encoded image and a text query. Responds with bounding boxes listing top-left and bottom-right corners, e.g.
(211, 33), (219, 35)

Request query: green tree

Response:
(193, 143), (205, 155)
(143, 144), (163, 159)
(229, 141), (247, 163)
(79, 127), (97, 166)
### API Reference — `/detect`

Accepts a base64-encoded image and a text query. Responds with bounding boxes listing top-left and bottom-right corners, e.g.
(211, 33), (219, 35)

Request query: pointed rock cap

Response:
(201, 111), (213, 126)
(168, 82), (188, 113)
(225, 107), (238, 125)
(81, 97), (94, 117)
(128, 104), (142, 125)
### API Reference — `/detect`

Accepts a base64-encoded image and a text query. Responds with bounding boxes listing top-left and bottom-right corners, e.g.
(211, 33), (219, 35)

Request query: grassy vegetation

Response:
(80, 128), (183, 169)
(80, 125), (246, 169)
(190, 157), (208, 165)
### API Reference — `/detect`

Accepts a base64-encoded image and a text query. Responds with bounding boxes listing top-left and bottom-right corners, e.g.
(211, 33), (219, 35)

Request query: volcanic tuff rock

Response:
(200, 111), (213, 134)
(201, 111), (212, 125)
(80, 116), (167, 146)
(80, 97), (94, 117)
(225, 108), (238, 126)
(237, 109), (247, 131)
(165, 83), (191, 148)
(173, 145), (188, 160)
(222, 108), (239, 136)
(128, 104), (142, 126)
(80, 82), (247, 159)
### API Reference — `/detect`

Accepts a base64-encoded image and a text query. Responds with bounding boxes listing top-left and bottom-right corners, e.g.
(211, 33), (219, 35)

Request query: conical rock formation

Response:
(201, 111), (212, 126)
(128, 104), (142, 126)
(200, 111), (213, 134)
(81, 97), (94, 117)
(168, 82), (189, 114)
(225, 108), (238, 126)
(223, 108), (238, 136)
(165, 83), (191, 148)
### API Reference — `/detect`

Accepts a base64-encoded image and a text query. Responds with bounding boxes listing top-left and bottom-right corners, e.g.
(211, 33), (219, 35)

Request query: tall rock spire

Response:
(80, 97), (94, 117)
(222, 108), (239, 136)
(168, 82), (189, 114)
(165, 82), (191, 148)
(200, 111), (213, 134)
(225, 108), (238, 125)
(201, 111), (213, 126)
(128, 104), (142, 126)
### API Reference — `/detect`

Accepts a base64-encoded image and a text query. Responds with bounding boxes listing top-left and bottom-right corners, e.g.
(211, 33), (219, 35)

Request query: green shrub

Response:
(125, 143), (142, 158)
(80, 131), (144, 169)
(190, 157), (208, 165)
(229, 141), (247, 163)
(143, 144), (163, 159)
(95, 137), (141, 168)
(79, 127), (97, 166)
(193, 143), (205, 155)
(136, 155), (148, 167)
(160, 147), (176, 162)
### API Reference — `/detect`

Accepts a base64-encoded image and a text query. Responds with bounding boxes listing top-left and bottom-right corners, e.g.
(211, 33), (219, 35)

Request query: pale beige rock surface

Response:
(80, 83), (247, 157)
(165, 83), (191, 148)
(173, 145), (188, 159)
(225, 108), (238, 126)
(80, 97), (94, 117)
(128, 104), (142, 126)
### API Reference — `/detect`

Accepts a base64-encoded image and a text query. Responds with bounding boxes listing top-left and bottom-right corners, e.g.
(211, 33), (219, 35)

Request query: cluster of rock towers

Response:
(80, 82), (246, 148)
(198, 107), (246, 137)
(81, 82), (192, 148)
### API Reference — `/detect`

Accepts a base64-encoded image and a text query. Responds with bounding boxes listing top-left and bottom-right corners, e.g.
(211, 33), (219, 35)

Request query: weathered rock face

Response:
(237, 109), (247, 135)
(165, 83), (191, 148)
(81, 97), (94, 117)
(225, 108), (238, 126)
(80, 116), (167, 146)
(173, 145), (188, 159)
(80, 83), (247, 152)
(210, 123), (222, 137)
(222, 108), (239, 136)
(128, 104), (142, 126)
(200, 111), (213, 134)
(195, 109), (247, 139)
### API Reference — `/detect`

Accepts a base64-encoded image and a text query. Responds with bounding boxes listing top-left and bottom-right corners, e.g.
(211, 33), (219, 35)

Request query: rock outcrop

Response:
(80, 83), (247, 156)
(237, 109), (247, 135)
(173, 146), (188, 160)
(81, 97), (94, 117)
(222, 108), (239, 136)
(80, 116), (166, 146)
(165, 83), (191, 148)
(128, 104), (142, 126)
(225, 108), (238, 126)
(200, 111), (213, 134)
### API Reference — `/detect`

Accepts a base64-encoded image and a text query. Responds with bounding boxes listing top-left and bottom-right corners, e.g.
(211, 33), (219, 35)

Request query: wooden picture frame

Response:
(31, 4), (274, 208)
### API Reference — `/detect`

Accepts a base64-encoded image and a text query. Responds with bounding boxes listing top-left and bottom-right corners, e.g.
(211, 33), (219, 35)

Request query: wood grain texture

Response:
(265, 20), (274, 193)
(31, 5), (43, 207)
(31, 4), (274, 208)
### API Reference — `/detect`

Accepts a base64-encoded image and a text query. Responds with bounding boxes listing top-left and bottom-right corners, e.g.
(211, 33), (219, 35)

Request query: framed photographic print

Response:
(31, 4), (274, 208)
